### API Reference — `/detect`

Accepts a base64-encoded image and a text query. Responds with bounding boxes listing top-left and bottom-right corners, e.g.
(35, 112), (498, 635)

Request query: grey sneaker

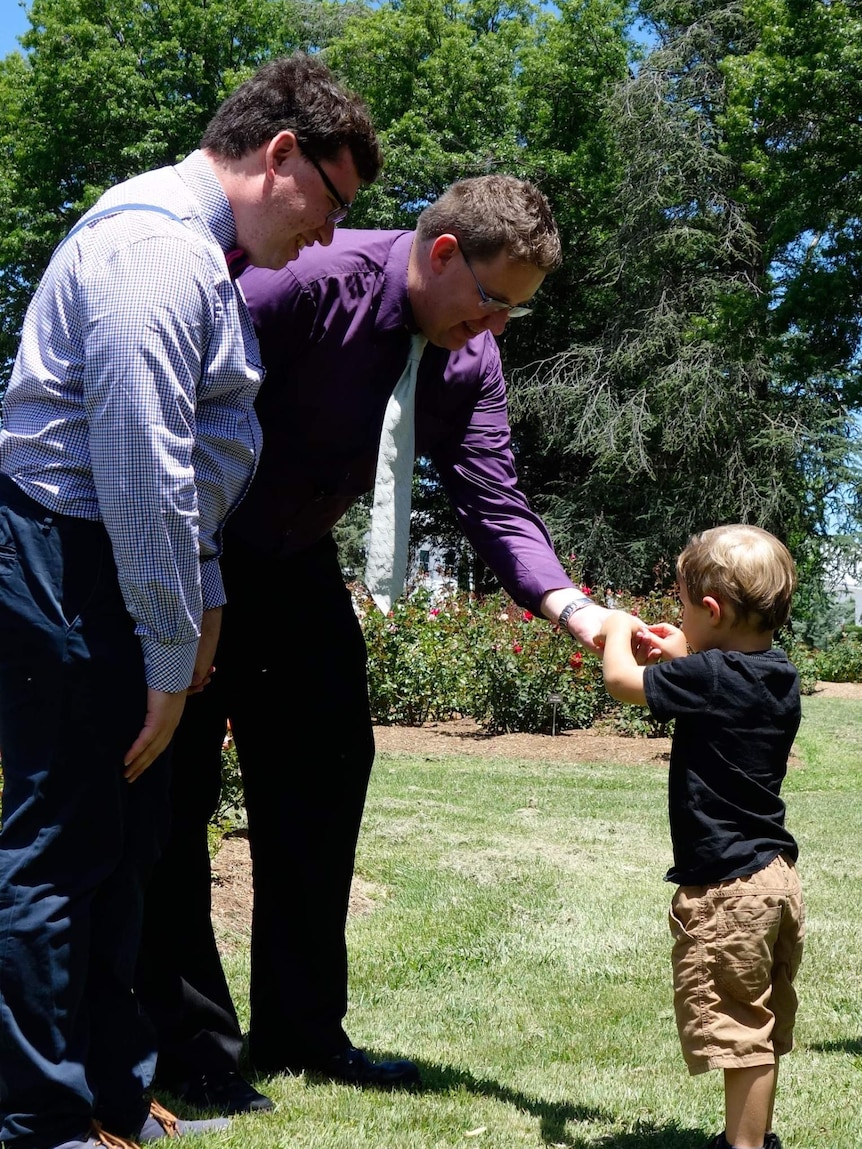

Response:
(137, 1100), (229, 1142)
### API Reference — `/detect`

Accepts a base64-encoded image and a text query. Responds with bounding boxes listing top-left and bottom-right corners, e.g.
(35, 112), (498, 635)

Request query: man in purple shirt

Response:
(135, 175), (612, 1110)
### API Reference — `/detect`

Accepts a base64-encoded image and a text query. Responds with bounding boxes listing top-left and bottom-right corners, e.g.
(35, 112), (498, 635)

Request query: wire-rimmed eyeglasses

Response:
(461, 249), (533, 318)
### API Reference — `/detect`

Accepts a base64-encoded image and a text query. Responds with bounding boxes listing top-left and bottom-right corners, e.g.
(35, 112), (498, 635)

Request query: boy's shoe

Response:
(702, 1133), (782, 1149)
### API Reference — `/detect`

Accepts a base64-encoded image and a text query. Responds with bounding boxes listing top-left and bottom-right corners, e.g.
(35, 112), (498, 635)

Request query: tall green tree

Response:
(0, 0), (356, 371)
(324, 0), (537, 228)
(510, 0), (862, 591)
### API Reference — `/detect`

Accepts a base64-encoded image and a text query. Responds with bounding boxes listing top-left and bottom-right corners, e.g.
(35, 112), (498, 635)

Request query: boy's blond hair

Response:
(677, 524), (797, 632)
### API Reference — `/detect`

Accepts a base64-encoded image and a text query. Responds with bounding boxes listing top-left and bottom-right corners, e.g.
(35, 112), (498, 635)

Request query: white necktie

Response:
(365, 333), (428, 613)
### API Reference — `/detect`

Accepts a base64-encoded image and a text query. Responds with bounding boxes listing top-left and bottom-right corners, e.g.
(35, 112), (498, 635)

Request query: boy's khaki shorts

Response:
(669, 853), (805, 1075)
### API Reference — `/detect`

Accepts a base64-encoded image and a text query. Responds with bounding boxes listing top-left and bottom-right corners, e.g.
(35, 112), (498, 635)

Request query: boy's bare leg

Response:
(724, 1061), (778, 1148)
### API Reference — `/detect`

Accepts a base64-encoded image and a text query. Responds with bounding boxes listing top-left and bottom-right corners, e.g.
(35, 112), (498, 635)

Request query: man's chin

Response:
(249, 242), (302, 271)
(438, 326), (480, 351)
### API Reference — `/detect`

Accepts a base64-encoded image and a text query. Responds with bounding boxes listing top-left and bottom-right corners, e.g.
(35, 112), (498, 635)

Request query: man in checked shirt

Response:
(0, 54), (380, 1149)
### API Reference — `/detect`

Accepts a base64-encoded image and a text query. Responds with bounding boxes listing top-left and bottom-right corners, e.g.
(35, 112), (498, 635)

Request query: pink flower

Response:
(570, 651), (583, 669)
(523, 610), (534, 622)
(512, 643), (523, 654)
(429, 607), (440, 617)
(631, 607), (639, 617)
(581, 585), (592, 596)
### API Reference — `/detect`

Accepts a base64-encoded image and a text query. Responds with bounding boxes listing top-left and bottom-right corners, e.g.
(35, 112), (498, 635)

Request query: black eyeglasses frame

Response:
(302, 149), (352, 225)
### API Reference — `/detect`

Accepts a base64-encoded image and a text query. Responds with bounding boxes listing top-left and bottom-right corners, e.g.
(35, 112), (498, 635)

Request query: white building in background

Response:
(413, 541), (461, 599)
(831, 568), (862, 625)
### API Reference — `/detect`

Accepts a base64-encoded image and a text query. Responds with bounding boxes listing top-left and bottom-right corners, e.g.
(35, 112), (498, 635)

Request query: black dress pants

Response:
(0, 474), (168, 1148)
(135, 533), (375, 1083)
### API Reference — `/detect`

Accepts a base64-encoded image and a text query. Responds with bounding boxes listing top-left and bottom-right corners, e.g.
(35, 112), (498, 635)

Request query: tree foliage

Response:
(0, 0), (859, 606)
(509, 0), (862, 592)
(0, 0), (355, 369)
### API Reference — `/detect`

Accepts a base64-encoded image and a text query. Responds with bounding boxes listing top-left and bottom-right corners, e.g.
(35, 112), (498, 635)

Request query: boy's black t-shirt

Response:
(643, 647), (801, 886)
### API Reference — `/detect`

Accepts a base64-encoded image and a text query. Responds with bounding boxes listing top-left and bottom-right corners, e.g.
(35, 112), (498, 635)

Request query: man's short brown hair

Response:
(201, 53), (382, 185)
(677, 524), (797, 632)
(416, 175), (562, 272)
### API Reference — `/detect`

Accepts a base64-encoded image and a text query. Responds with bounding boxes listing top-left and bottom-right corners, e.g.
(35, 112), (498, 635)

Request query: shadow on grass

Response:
(807, 1037), (862, 1055)
(352, 1057), (708, 1149)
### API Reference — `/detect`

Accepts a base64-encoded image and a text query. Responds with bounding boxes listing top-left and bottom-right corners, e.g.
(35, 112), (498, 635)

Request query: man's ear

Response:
(265, 130), (299, 181)
(428, 233), (459, 274)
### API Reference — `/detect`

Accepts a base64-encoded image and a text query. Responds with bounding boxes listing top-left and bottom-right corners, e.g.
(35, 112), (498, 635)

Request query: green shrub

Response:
(358, 586), (474, 725)
(458, 591), (613, 734)
(779, 631), (819, 695)
(356, 577), (688, 735)
(210, 733), (246, 855)
(809, 629), (862, 683)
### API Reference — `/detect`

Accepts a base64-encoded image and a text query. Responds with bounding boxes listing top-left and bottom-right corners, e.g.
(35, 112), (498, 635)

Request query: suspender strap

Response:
(61, 202), (185, 245)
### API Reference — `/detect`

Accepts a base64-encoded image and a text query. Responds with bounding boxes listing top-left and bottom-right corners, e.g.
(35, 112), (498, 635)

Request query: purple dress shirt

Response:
(229, 229), (575, 613)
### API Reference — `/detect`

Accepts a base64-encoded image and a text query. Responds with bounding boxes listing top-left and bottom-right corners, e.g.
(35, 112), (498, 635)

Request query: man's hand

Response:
(123, 688), (187, 782)
(188, 607), (223, 695)
(565, 602), (613, 652)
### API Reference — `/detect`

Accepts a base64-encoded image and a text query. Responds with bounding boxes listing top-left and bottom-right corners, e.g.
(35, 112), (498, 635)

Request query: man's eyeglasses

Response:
(461, 249), (533, 318)
(302, 149), (351, 225)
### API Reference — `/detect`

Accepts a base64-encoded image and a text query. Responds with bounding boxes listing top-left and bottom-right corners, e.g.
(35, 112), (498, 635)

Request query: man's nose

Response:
(483, 310), (510, 337)
(318, 221), (337, 246)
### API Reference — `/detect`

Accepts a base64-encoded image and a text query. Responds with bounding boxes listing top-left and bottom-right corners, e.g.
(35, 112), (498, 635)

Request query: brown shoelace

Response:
(90, 1121), (140, 1149)
(91, 1098), (182, 1148)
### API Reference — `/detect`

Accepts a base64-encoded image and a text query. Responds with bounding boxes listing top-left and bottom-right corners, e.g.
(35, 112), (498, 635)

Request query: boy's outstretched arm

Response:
(599, 612), (649, 706)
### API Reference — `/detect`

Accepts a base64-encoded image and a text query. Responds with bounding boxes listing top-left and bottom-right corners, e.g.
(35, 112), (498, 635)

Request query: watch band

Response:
(557, 598), (591, 630)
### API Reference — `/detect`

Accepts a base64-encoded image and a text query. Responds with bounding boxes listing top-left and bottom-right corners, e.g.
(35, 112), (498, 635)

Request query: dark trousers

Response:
(135, 533), (375, 1083)
(0, 475), (168, 1149)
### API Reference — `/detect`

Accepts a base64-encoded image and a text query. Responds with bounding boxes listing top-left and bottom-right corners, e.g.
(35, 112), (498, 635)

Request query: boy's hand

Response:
(598, 610), (643, 641)
(643, 622), (688, 661)
(600, 610), (656, 663)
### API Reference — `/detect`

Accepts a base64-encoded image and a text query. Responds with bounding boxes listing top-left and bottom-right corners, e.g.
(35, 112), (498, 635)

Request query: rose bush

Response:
(355, 579), (685, 735)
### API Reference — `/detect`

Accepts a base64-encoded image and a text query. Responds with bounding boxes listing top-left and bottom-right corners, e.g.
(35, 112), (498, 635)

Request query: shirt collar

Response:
(377, 231), (418, 335)
(174, 150), (238, 255)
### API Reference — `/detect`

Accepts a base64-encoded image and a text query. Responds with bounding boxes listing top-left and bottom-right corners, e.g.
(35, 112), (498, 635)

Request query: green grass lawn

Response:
(212, 693), (862, 1148)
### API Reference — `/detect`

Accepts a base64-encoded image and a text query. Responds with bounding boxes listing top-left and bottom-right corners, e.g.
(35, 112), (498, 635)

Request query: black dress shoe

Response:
(292, 1047), (421, 1088)
(178, 1072), (275, 1115)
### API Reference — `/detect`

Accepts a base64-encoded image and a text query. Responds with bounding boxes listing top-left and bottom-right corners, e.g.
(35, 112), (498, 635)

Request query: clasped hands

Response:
(599, 610), (689, 663)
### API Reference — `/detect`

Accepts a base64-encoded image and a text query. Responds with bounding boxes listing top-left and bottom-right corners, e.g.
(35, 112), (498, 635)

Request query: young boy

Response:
(600, 525), (804, 1149)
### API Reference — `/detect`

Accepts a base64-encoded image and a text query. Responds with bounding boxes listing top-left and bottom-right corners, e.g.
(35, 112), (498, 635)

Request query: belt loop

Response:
(40, 515), (54, 535)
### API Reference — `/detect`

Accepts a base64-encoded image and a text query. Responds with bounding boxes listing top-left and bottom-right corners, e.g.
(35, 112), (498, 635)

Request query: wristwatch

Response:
(557, 599), (592, 631)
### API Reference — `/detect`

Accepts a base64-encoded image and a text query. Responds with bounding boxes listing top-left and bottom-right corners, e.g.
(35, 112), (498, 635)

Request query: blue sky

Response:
(1, 0), (30, 57)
